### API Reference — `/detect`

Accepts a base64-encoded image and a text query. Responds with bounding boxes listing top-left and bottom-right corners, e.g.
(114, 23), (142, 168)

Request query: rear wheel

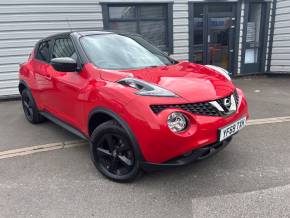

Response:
(90, 120), (141, 182)
(21, 89), (45, 124)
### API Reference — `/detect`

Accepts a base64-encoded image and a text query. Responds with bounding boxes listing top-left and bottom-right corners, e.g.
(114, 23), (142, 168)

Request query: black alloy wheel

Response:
(97, 133), (134, 175)
(22, 93), (34, 122)
(90, 120), (140, 182)
(21, 89), (45, 124)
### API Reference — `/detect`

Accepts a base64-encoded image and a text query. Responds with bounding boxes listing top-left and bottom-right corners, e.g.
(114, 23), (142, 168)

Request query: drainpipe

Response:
(267, 0), (277, 73)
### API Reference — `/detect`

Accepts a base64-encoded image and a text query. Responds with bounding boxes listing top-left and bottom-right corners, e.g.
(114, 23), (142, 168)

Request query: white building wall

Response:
(0, 0), (284, 98)
(172, 0), (189, 61)
(0, 0), (103, 97)
(270, 0), (290, 73)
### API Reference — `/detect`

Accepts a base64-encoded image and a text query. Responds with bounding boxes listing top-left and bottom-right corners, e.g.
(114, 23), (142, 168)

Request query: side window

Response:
(36, 41), (50, 63)
(52, 38), (78, 61)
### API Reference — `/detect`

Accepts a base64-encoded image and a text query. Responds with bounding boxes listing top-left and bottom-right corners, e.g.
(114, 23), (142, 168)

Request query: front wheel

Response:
(90, 120), (141, 182)
(21, 89), (45, 124)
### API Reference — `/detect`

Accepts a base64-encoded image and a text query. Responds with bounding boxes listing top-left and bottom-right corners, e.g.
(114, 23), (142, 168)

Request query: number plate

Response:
(219, 117), (247, 142)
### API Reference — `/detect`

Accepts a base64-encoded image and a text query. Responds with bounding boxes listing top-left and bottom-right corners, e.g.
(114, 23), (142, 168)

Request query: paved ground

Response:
(234, 76), (290, 119)
(0, 101), (77, 151)
(0, 76), (290, 217)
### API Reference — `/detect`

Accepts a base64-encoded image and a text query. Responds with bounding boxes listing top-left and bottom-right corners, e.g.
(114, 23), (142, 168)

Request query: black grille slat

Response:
(233, 89), (239, 106)
(150, 102), (219, 116)
(150, 90), (239, 116)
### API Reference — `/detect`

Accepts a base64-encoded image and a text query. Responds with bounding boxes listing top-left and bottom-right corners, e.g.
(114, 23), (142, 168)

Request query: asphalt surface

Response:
(0, 100), (77, 151)
(0, 76), (290, 217)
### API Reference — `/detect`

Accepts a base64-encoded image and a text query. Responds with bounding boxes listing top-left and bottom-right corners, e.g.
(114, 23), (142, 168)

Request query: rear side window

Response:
(52, 38), (77, 61)
(36, 41), (50, 63)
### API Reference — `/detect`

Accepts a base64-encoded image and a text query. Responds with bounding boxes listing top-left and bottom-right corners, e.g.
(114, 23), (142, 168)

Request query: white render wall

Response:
(172, 0), (189, 61)
(270, 0), (290, 73)
(0, 0), (191, 98)
(0, 0), (103, 97)
(0, 0), (280, 98)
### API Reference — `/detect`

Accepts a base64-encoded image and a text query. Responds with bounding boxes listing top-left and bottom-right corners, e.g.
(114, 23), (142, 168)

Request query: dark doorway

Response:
(190, 3), (236, 72)
(241, 2), (270, 74)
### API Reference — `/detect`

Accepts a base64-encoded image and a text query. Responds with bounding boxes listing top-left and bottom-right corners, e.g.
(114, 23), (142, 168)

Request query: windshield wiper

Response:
(146, 65), (160, 68)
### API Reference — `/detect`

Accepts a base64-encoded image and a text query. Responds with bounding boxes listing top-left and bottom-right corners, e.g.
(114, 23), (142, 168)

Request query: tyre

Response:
(21, 89), (45, 124)
(90, 120), (141, 182)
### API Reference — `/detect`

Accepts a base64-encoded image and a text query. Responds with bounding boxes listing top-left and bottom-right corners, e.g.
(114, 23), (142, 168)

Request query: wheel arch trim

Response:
(18, 80), (29, 93)
(88, 107), (144, 161)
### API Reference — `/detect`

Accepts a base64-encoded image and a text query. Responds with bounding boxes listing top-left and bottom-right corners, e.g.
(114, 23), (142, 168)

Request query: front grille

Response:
(150, 89), (239, 117)
(150, 102), (220, 116)
(233, 89), (239, 106)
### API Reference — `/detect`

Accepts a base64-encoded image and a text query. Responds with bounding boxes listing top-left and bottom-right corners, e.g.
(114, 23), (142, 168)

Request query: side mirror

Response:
(51, 57), (77, 72)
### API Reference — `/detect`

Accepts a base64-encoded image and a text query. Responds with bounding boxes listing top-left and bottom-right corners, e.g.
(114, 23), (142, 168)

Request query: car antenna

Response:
(66, 18), (73, 32)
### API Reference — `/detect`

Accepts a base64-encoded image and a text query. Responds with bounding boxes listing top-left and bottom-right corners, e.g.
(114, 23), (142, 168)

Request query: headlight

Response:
(205, 65), (231, 81)
(167, 112), (188, 133)
(117, 78), (178, 97)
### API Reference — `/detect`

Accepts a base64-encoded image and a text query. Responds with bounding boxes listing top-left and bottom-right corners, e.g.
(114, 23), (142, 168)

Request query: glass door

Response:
(242, 3), (264, 73)
(208, 17), (234, 70)
(192, 5), (205, 65)
(192, 3), (236, 72)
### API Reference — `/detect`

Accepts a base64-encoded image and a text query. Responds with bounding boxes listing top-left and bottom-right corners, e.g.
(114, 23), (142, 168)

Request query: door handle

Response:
(44, 74), (52, 80)
(36, 71), (51, 80)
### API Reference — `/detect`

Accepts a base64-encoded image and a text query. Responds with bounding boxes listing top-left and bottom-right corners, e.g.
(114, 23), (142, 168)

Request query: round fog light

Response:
(167, 112), (188, 133)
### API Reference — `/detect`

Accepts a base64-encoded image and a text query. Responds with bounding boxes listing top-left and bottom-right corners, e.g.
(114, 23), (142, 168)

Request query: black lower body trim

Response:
(141, 137), (232, 171)
(40, 112), (88, 140)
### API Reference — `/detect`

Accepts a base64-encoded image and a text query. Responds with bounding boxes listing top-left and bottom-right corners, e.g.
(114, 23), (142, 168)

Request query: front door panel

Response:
(46, 36), (85, 130)
(51, 70), (86, 129)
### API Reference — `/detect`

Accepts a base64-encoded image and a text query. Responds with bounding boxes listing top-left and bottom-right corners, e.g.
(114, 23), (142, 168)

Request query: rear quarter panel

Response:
(19, 50), (46, 110)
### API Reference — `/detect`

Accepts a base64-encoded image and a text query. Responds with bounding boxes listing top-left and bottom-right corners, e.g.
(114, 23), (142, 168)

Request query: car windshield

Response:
(80, 34), (176, 70)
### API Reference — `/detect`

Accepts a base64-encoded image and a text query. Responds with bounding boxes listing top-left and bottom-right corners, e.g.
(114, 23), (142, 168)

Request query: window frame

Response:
(50, 35), (82, 70)
(35, 40), (52, 64)
(101, 3), (173, 54)
(51, 37), (77, 60)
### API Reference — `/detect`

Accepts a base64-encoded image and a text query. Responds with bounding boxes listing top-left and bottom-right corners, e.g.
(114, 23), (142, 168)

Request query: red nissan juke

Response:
(19, 31), (249, 182)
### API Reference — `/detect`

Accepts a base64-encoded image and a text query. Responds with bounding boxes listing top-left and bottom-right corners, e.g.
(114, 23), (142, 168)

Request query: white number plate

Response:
(219, 117), (247, 142)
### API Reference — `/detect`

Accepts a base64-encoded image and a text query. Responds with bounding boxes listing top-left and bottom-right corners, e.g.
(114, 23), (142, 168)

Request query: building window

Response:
(102, 4), (173, 53)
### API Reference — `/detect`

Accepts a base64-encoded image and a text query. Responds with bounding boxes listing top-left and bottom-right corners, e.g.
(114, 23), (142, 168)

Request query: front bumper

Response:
(141, 137), (232, 171)
(125, 88), (249, 164)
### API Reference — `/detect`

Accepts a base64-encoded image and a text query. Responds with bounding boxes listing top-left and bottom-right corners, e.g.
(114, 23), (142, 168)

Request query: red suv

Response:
(19, 31), (249, 182)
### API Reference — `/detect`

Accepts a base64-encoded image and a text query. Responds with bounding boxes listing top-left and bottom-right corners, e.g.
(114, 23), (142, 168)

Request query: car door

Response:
(32, 40), (54, 109)
(47, 37), (87, 129)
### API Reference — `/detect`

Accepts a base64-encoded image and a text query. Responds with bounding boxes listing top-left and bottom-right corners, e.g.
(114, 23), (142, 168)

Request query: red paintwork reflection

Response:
(20, 57), (249, 163)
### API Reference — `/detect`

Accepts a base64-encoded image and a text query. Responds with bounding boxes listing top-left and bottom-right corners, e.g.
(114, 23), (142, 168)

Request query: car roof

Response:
(40, 30), (141, 41)
(76, 30), (114, 36)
